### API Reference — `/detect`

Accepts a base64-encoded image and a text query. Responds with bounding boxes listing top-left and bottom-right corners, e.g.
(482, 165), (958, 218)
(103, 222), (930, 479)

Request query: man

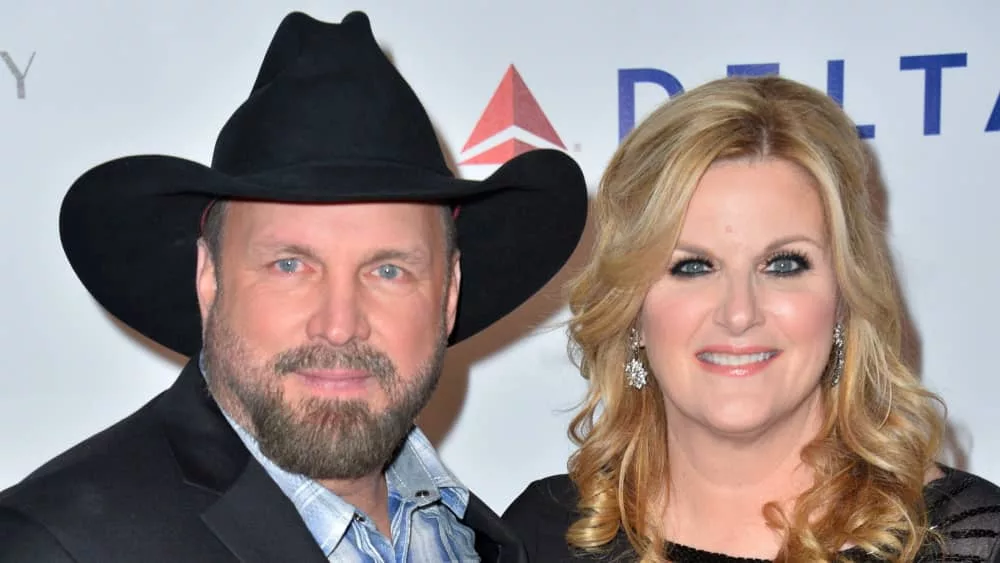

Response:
(0, 11), (587, 563)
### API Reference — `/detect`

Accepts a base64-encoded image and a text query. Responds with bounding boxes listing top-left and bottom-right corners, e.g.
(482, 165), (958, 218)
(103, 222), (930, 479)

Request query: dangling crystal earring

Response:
(830, 323), (845, 387)
(625, 327), (648, 390)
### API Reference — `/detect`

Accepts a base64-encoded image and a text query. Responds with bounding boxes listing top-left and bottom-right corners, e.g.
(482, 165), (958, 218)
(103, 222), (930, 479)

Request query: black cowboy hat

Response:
(58, 10), (588, 358)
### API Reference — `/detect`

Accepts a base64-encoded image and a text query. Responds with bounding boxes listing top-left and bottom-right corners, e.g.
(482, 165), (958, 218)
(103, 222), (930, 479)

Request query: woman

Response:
(503, 75), (1000, 562)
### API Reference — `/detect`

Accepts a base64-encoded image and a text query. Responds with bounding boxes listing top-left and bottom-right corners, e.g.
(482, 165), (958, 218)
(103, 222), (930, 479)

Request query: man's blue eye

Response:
(276, 258), (301, 273)
(376, 264), (402, 280)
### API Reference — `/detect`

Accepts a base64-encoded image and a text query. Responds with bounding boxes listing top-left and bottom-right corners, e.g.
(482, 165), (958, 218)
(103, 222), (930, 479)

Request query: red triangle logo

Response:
(459, 64), (565, 165)
(459, 139), (540, 165)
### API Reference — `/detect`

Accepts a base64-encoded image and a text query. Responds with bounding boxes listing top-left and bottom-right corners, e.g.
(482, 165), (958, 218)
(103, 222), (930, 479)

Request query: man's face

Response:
(195, 201), (460, 481)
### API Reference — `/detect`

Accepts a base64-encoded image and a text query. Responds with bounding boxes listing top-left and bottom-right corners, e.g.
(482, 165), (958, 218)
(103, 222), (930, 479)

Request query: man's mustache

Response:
(272, 343), (397, 385)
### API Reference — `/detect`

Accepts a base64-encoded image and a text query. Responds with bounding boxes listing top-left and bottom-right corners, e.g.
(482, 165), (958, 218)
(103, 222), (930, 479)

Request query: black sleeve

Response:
(502, 475), (592, 562)
(0, 507), (77, 563)
(503, 481), (545, 559)
(922, 469), (1000, 562)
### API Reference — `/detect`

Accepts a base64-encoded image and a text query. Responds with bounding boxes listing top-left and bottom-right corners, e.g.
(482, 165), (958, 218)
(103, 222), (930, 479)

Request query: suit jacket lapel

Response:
(464, 493), (528, 563)
(158, 358), (327, 563)
(201, 460), (328, 563)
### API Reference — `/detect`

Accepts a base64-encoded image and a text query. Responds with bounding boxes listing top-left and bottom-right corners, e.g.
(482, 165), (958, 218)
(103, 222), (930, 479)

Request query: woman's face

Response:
(640, 157), (839, 441)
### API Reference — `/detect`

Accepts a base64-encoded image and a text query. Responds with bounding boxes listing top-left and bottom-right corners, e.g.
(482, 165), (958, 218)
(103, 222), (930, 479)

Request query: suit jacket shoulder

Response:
(0, 371), (250, 562)
(0, 505), (78, 562)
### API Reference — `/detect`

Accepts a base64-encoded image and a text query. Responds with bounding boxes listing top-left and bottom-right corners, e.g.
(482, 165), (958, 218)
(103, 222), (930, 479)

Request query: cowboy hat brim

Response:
(59, 147), (588, 357)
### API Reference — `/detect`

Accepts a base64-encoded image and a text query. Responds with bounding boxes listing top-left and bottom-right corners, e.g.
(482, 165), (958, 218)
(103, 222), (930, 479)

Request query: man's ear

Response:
(195, 239), (219, 323)
(444, 251), (461, 336)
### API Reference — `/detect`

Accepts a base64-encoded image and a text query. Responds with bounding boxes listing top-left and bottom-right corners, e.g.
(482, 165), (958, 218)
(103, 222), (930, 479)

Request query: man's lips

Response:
(290, 369), (373, 393)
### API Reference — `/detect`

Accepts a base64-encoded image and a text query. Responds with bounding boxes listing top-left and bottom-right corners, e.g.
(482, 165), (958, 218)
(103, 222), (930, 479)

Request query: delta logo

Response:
(458, 64), (566, 166)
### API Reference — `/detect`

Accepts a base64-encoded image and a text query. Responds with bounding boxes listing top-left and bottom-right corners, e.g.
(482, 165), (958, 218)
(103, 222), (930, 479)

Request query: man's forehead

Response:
(223, 200), (446, 246)
(228, 199), (443, 215)
(227, 200), (436, 225)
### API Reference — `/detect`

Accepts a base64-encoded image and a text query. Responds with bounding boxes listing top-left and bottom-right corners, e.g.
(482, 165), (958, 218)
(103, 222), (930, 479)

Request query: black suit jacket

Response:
(0, 358), (525, 562)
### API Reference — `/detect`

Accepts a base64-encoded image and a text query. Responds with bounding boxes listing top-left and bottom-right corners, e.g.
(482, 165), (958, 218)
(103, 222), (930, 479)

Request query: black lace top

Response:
(502, 466), (1000, 562)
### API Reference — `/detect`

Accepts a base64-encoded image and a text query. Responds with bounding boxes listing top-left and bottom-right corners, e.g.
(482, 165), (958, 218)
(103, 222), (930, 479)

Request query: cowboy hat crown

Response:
(211, 11), (460, 194)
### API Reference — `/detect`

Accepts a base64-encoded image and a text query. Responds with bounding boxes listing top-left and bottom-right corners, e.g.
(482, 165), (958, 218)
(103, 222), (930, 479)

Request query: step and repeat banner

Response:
(2, 1), (998, 513)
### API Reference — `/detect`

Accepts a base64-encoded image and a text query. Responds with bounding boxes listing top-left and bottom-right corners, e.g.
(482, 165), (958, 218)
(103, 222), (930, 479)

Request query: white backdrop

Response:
(2, 1), (999, 516)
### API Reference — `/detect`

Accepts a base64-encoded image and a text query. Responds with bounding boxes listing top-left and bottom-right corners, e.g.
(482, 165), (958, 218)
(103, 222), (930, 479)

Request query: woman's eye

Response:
(670, 259), (713, 277)
(764, 253), (811, 276)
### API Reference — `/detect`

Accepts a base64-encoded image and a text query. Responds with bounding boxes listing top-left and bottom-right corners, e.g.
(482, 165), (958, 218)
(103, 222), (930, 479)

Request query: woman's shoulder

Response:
(927, 465), (1000, 515)
(503, 473), (580, 523)
(922, 465), (1000, 561)
(502, 474), (595, 561)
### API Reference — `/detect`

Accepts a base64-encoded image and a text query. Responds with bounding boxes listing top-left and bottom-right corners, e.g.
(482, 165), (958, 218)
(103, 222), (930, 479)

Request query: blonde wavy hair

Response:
(565, 75), (945, 562)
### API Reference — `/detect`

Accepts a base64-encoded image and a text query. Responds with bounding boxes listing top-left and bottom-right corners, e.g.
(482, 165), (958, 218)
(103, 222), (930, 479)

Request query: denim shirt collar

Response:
(197, 352), (470, 553)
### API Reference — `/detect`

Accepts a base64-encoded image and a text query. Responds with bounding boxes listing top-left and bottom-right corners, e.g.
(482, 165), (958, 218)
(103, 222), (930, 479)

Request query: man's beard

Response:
(202, 301), (447, 481)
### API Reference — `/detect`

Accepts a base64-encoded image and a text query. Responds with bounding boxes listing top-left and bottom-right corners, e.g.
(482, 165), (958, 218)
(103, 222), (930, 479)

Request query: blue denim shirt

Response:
(200, 355), (480, 562)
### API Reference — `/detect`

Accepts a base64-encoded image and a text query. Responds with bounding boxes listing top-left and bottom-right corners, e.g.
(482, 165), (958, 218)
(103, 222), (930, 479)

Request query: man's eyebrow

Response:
(248, 239), (433, 267)
(250, 241), (321, 260)
(365, 248), (431, 265)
